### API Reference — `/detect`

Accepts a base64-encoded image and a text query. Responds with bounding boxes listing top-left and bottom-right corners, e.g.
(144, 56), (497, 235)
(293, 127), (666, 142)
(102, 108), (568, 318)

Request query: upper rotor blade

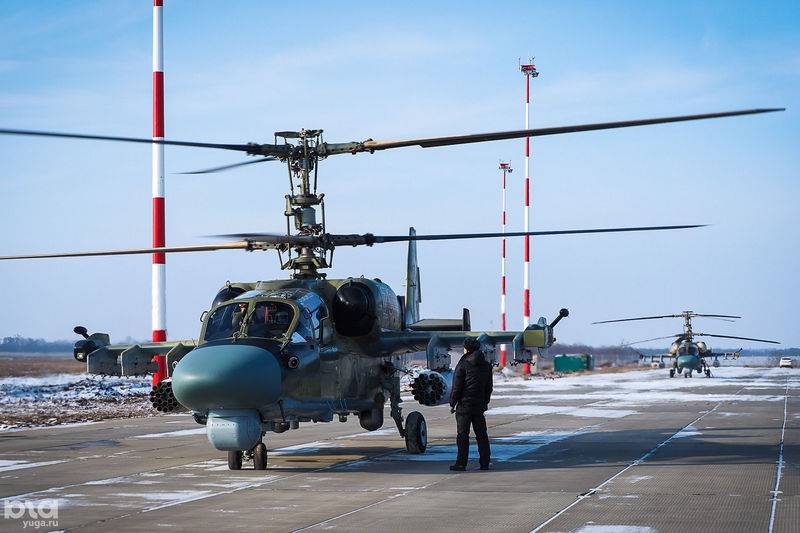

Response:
(356, 108), (785, 152)
(0, 128), (254, 152)
(593, 315), (681, 324)
(692, 313), (742, 319)
(695, 333), (780, 344)
(358, 224), (705, 245)
(177, 157), (277, 175)
(0, 242), (251, 261)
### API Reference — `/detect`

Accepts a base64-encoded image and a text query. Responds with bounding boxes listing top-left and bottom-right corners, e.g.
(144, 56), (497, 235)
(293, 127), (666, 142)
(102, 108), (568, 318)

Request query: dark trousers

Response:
(455, 411), (490, 467)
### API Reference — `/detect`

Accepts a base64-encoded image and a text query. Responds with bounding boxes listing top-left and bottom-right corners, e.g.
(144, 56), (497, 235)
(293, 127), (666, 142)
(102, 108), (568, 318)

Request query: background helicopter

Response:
(593, 311), (780, 378)
(0, 107), (782, 469)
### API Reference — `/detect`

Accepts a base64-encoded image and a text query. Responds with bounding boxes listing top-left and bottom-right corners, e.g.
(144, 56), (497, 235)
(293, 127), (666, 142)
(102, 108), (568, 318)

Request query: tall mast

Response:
(520, 59), (538, 375)
(499, 161), (512, 368)
(151, 0), (167, 385)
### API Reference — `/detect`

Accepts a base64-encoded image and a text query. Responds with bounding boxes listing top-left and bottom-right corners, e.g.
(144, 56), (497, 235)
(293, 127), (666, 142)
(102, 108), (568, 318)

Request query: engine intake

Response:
(332, 282), (376, 336)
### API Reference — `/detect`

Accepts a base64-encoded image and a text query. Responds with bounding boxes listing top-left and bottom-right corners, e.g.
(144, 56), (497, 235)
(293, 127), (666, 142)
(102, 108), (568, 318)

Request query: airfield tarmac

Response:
(0, 366), (797, 532)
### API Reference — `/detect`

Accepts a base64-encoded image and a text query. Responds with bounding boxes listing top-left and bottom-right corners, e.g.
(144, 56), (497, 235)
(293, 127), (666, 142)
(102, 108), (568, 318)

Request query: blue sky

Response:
(0, 1), (798, 347)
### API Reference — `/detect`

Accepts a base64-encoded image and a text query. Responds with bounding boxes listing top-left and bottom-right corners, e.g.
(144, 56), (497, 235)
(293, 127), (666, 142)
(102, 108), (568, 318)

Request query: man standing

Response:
(449, 337), (493, 471)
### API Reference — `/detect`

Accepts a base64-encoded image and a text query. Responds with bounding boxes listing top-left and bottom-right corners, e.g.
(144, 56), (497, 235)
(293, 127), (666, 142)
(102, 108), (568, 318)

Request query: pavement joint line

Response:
(767, 376), (790, 533)
(290, 475), (447, 532)
(289, 413), (607, 531)
(529, 386), (747, 533)
(70, 445), (410, 531)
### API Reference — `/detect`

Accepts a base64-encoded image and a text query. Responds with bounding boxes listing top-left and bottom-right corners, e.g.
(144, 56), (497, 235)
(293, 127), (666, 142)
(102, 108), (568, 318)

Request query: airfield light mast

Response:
(151, 0), (168, 385)
(520, 59), (538, 375)
(499, 161), (512, 368)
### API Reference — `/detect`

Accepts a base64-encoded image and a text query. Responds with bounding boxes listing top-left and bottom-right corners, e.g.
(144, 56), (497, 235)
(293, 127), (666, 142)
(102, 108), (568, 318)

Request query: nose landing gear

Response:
(227, 450), (243, 470)
(227, 439), (268, 470)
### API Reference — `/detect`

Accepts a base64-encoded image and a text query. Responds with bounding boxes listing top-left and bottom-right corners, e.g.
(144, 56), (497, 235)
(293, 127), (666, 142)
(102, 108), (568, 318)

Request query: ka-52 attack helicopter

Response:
(0, 107), (783, 470)
(594, 311), (780, 378)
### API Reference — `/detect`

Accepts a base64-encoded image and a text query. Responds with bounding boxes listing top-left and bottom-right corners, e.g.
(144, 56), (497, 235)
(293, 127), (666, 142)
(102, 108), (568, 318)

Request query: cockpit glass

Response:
(204, 302), (248, 341)
(247, 301), (295, 339)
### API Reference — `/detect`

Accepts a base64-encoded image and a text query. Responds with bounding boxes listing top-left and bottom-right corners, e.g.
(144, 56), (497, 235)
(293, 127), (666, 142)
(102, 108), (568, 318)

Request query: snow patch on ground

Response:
(575, 526), (655, 533)
(0, 373), (152, 431)
(487, 404), (637, 419)
(335, 428), (396, 439)
(271, 441), (343, 456)
(134, 428), (207, 439)
(0, 459), (70, 472)
(377, 429), (586, 463)
(673, 424), (701, 439)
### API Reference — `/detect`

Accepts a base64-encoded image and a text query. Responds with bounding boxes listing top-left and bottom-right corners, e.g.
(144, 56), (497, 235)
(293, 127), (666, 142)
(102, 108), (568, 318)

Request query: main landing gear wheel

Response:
(405, 411), (427, 454)
(228, 450), (243, 470)
(253, 442), (267, 470)
(669, 369), (675, 378)
(705, 369), (712, 378)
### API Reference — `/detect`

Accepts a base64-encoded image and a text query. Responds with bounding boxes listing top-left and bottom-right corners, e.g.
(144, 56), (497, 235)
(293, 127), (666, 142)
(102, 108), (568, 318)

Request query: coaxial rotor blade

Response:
(691, 313), (742, 319)
(328, 224), (705, 246)
(177, 157), (277, 175)
(349, 108), (785, 152)
(0, 242), (252, 261)
(593, 315), (682, 324)
(623, 335), (683, 346)
(694, 333), (780, 344)
(0, 128), (255, 152)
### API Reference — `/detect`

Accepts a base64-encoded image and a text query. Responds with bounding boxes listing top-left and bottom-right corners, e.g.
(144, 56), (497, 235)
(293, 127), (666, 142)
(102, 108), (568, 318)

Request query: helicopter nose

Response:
(171, 344), (282, 411)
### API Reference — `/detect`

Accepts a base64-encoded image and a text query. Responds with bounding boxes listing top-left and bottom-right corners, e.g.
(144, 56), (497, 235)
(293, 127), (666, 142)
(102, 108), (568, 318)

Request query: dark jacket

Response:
(449, 349), (493, 414)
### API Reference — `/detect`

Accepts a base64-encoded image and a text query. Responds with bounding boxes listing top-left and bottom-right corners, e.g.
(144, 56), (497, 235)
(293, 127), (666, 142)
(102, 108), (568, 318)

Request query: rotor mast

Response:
(682, 311), (695, 341)
(279, 129), (329, 279)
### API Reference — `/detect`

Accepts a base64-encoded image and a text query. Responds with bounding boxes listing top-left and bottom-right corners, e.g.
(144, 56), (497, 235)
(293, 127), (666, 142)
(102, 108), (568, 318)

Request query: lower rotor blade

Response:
(692, 313), (742, 319)
(178, 157), (277, 175)
(0, 242), (251, 261)
(695, 333), (780, 344)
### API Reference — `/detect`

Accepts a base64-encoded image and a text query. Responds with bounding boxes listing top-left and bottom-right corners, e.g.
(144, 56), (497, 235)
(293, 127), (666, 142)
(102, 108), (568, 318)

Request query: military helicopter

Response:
(593, 311), (780, 378)
(0, 107), (783, 469)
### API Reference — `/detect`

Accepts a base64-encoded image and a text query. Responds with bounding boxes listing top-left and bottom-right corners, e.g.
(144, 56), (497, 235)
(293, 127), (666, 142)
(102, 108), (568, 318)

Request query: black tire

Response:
(405, 411), (427, 454)
(705, 370), (711, 378)
(669, 369), (675, 378)
(253, 443), (267, 470)
(228, 450), (243, 470)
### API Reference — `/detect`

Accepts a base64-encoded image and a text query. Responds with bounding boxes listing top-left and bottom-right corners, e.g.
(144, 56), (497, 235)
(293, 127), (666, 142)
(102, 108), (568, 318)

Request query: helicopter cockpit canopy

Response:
(201, 288), (328, 344)
(678, 343), (699, 356)
(247, 301), (294, 339)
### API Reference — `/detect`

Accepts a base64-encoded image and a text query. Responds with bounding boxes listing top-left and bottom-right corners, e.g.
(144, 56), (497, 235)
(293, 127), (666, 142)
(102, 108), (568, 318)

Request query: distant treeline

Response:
(0, 335), (73, 353)
(0, 335), (144, 353)
(549, 343), (641, 365)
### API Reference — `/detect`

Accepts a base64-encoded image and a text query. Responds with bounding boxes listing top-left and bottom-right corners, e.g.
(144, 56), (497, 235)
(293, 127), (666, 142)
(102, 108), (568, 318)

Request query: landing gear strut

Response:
(384, 362), (428, 455)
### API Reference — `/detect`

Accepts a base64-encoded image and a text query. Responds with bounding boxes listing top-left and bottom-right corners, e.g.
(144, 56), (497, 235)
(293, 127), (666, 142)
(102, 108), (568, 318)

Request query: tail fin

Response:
(405, 227), (421, 326)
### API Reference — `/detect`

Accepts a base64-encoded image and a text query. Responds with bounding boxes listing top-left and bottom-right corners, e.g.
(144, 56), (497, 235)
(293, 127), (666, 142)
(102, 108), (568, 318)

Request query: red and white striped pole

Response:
(152, 0), (167, 386)
(499, 161), (512, 368)
(520, 60), (538, 375)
